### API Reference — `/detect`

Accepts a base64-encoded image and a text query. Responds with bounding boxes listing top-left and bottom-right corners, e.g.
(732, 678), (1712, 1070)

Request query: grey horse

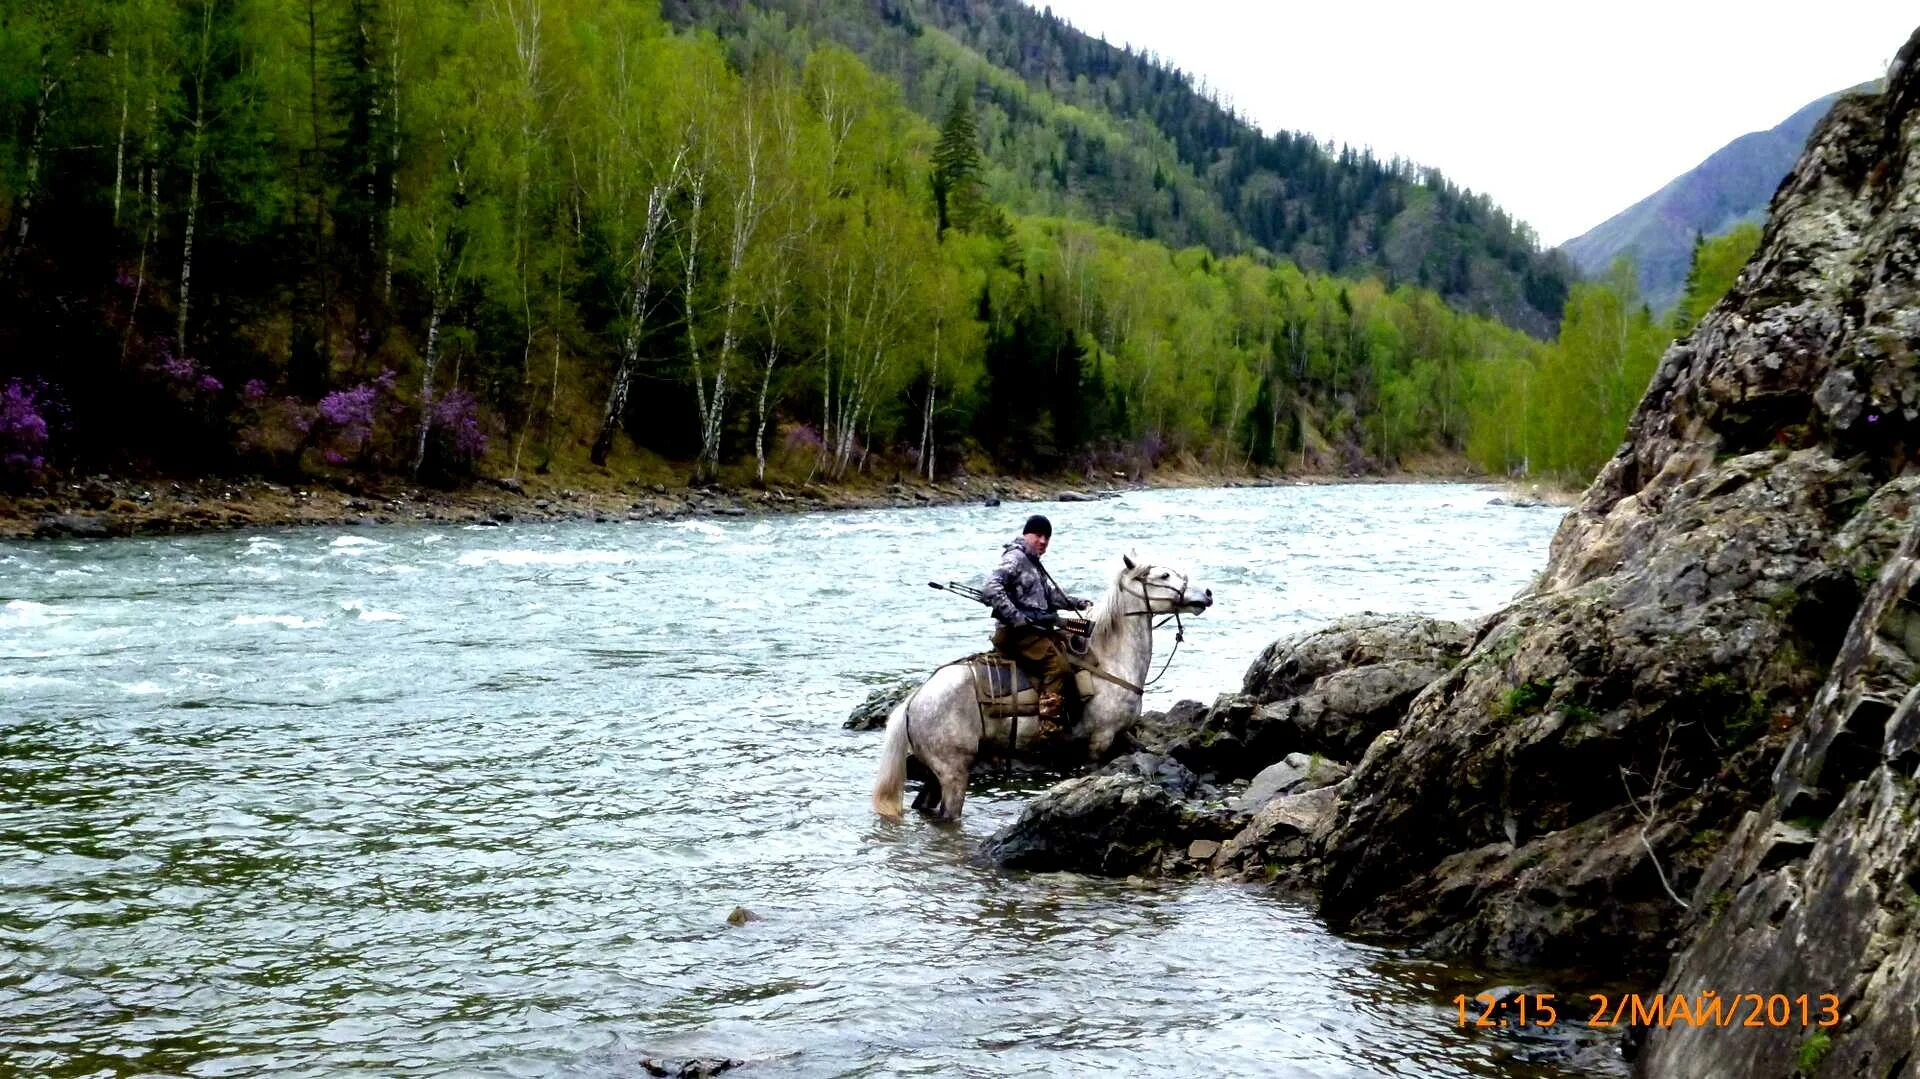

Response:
(872, 554), (1213, 820)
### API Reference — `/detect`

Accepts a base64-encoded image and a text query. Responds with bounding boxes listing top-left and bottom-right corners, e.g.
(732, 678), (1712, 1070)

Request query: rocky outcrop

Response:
(987, 616), (1471, 883)
(1636, 520), (1920, 1076)
(844, 680), (915, 730)
(1161, 616), (1476, 777)
(1316, 26), (1920, 979)
(978, 753), (1238, 876)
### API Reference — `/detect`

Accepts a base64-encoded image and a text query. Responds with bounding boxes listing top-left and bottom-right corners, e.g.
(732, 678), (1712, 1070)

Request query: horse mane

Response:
(1087, 558), (1142, 655)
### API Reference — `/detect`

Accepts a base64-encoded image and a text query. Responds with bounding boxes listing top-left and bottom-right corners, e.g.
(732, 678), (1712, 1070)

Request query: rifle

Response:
(928, 580), (990, 606)
(927, 580), (1089, 633)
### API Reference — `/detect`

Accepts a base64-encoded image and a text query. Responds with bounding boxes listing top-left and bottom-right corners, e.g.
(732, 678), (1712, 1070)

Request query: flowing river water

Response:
(2, 483), (1607, 1077)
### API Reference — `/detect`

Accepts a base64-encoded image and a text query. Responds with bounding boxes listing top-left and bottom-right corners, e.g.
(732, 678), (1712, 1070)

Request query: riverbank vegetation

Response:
(1, 1), (1753, 499)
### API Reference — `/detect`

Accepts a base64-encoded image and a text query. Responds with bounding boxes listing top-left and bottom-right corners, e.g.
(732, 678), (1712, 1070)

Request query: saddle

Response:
(965, 652), (1098, 719)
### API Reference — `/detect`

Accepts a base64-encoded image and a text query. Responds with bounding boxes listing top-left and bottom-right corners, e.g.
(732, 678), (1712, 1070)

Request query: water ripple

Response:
(0, 484), (1594, 1076)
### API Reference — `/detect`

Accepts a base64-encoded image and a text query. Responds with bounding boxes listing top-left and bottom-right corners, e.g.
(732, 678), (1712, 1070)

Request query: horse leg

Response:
(931, 757), (970, 821)
(911, 773), (939, 812)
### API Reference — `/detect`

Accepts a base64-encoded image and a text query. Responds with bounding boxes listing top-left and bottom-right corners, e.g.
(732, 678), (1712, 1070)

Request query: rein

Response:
(1123, 572), (1188, 691)
(1065, 568), (1190, 694)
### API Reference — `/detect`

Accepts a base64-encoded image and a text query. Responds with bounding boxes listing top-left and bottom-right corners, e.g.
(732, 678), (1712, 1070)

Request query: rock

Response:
(1641, 485), (1920, 1076)
(642, 1057), (743, 1078)
(1241, 614), (1478, 705)
(844, 680), (915, 731)
(35, 514), (113, 539)
(492, 476), (525, 493)
(724, 906), (761, 927)
(1186, 839), (1221, 861)
(533, 498), (552, 510)
(1216, 783), (1344, 880)
(1168, 657), (1441, 780)
(1057, 491), (1095, 502)
(1097, 750), (1210, 798)
(1123, 698), (1209, 754)
(979, 762), (1237, 876)
(489, 510), (513, 523)
(1312, 41), (1920, 995)
(80, 480), (115, 509)
(1230, 753), (1352, 812)
(983, 496), (1001, 507)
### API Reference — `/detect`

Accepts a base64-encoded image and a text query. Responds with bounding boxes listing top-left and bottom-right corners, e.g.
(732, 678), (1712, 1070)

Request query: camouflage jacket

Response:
(982, 536), (1086, 627)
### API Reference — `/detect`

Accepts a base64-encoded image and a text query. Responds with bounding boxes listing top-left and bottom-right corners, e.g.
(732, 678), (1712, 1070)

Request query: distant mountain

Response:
(1559, 84), (1875, 312)
(664, 0), (1575, 335)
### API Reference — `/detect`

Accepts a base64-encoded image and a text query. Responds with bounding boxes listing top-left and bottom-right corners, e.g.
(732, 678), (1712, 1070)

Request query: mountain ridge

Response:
(663, 0), (1574, 335)
(1559, 84), (1876, 310)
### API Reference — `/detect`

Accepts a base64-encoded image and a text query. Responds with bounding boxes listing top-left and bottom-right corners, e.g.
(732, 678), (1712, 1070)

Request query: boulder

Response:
(979, 754), (1236, 876)
(1123, 698), (1209, 754)
(1215, 783), (1344, 881)
(844, 680), (916, 731)
(1230, 753), (1352, 813)
(35, 514), (115, 539)
(1242, 614), (1480, 704)
(641, 1058), (742, 1078)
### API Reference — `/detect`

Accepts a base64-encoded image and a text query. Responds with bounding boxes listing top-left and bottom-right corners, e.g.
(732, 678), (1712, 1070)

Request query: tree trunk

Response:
(112, 51), (129, 228)
(7, 62), (57, 273)
(383, 16), (401, 303)
(124, 91), (160, 356)
(412, 299), (443, 476)
(919, 318), (940, 481)
(177, 2), (213, 354)
(591, 178), (672, 466)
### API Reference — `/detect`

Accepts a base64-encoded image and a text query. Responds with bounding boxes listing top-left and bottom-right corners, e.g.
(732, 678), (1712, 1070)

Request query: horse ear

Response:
(1122, 553), (1135, 571)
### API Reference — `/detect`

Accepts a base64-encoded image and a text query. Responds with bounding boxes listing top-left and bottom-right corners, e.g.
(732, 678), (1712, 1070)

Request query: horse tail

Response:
(871, 697), (913, 818)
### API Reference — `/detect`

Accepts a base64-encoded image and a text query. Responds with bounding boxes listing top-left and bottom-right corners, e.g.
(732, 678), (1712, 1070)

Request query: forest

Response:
(0, 0), (1755, 493)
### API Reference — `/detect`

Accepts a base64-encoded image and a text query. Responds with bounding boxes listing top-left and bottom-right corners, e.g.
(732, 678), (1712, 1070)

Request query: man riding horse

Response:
(982, 514), (1093, 738)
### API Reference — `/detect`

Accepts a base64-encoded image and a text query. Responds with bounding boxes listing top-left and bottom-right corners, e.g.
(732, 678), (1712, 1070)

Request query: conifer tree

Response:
(930, 87), (980, 238)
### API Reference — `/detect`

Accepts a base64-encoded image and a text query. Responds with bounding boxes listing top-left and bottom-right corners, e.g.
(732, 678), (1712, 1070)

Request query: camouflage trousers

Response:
(992, 624), (1075, 720)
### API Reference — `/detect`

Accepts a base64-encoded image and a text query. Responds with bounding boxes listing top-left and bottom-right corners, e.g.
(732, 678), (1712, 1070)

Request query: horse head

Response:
(1118, 552), (1213, 616)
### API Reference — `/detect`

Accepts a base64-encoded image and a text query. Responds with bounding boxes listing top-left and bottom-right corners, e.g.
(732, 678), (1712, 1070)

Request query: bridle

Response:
(1120, 566), (1194, 691)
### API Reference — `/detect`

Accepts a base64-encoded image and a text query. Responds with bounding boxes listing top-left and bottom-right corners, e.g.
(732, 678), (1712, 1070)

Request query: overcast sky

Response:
(1025, 1), (1915, 247)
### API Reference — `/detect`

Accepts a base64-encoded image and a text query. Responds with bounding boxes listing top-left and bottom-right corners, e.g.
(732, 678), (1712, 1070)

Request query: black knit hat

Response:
(1022, 514), (1052, 537)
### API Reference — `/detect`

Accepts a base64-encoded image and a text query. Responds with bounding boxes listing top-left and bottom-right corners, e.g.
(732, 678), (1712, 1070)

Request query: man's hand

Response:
(1074, 598), (1094, 611)
(1027, 611), (1058, 630)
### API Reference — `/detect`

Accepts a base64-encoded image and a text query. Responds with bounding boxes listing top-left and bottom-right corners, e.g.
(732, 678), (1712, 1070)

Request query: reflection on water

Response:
(1, 484), (1611, 1076)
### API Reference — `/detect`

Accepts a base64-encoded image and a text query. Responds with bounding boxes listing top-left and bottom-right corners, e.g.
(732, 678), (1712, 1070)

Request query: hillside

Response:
(663, 0), (1574, 336)
(1, 0), (1570, 497)
(1559, 85), (1871, 311)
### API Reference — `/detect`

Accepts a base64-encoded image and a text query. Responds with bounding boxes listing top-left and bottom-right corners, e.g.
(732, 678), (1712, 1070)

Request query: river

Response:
(2, 482), (1609, 1076)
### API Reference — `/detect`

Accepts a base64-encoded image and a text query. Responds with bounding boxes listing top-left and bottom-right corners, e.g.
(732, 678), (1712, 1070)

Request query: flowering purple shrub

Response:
(1, 380), (51, 477)
(782, 423), (824, 452)
(318, 383), (379, 445)
(430, 389), (488, 461)
(243, 379), (269, 404)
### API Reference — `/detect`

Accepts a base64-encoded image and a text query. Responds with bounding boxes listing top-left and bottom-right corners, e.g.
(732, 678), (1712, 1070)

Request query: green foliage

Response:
(1785, 813), (1829, 835)
(1707, 888), (1733, 923)
(1559, 702), (1598, 727)
(1467, 257), (1670, 484)
(1495, 679), (1555, 720)
(1671, 224), (1762, 334)
(662, 0), (1574, 334)
(0, 0), (1561, 485)
(1796, 1029), (1832, 1073)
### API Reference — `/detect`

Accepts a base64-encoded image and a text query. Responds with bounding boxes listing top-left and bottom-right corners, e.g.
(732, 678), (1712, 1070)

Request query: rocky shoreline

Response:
(0, 464), (1527, 541)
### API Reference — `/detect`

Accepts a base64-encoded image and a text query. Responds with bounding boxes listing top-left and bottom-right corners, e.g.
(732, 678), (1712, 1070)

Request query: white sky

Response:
(1024, 1), (1916, 247)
